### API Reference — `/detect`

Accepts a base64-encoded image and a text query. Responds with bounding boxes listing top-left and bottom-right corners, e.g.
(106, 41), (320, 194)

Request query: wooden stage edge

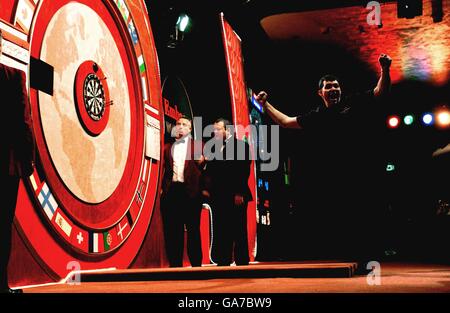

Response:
(14, 261), (358, 291)
(78, 261), (358, 282)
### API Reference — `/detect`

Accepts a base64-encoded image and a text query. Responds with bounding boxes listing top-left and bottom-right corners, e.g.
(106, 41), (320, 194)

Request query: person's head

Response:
(213, 118), (232, 140)
(174, 116), (192, 139)
(317, 74), (341, 108)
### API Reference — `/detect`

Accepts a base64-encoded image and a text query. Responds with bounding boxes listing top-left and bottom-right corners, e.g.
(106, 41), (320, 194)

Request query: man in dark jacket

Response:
(206, 118), (253, 266)
(161, 116), (207, 267)
(0, 29), (35, 293)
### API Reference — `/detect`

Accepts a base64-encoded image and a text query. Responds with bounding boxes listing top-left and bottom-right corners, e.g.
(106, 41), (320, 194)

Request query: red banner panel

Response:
(220, 13), (257, 262)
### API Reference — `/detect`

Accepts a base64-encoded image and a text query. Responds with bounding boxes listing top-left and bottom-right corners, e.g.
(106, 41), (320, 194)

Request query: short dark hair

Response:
(318, 74), (339, 89)
(177, 115), (192, 122)
(214, 118), (232, 130)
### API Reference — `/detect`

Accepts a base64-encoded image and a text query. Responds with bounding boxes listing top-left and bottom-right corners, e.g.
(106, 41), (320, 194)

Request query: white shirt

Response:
(172, 136), (189, 182)
(221, 134), (233, 152)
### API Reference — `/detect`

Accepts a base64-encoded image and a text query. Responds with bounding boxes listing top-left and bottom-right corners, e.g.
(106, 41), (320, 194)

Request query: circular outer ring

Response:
(14, 0), (163, 278)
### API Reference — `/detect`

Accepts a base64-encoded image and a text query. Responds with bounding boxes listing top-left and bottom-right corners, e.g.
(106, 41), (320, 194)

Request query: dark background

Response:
(145, 0), (450, 263)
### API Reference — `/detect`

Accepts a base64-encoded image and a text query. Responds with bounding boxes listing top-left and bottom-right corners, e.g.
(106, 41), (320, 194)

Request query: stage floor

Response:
(22, 262), (450, 293)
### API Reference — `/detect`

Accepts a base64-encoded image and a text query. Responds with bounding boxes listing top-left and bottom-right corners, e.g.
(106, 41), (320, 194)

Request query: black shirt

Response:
(294, 90), (380, 206)
(296, 90), (374, 131)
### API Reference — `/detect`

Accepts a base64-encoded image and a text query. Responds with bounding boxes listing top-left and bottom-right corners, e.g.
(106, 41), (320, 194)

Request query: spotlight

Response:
(387, 116), (400, 128)
(422, 113), (433, 125)
(404, 114), (414, 125)
(167, 12), (192, 49)
(436, 110), (450, 128)
(176, 13), (191, 32)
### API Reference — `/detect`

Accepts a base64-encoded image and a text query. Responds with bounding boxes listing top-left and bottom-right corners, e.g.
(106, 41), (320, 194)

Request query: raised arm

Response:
(373, 53), (392, 98)
(255, 91), (302, 129)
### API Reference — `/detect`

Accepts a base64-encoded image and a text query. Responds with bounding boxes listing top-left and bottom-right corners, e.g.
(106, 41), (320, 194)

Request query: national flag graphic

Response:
(129, 203), (140, 224)
(141, 76), (148, 101)
(29, 171), (40, 191)
(89, 232), (103, 253)
(145, 103), (159, 116)
(142, 158), (149, 183)
(54, 212), (72, 238)
(15, 0), (35, 33)
(115, 0), (129, 22)
(128, 21), (138, 45)
(116, 220), (130, 241)
(138, 55), (145, 73)
(103, 230), (113, 251)
(135, 181), (145, 206)
(38, 183), (58, 220)
(71, 227), (89, 253)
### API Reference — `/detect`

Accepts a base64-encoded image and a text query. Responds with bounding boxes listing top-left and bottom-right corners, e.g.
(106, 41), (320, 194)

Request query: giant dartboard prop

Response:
(4, 0), (163, 278)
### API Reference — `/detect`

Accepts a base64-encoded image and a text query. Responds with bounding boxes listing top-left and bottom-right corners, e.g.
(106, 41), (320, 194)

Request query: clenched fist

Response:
(379, 54), (392, 70)
(255, 91), (268, 106)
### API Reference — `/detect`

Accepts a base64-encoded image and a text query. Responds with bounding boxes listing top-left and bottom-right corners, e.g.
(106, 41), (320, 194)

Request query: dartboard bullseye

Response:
(3, 0), (163, 278)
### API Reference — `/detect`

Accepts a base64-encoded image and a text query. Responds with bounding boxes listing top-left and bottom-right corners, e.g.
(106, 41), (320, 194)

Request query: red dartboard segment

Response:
(11, 0), (163, 278)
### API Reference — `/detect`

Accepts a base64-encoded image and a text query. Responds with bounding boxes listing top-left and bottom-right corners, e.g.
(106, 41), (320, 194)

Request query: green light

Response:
(404, 115), (414, 125)
(386, 163), (395, 172)
(176, 14), (190, 32)
(284, 174), (290, 186)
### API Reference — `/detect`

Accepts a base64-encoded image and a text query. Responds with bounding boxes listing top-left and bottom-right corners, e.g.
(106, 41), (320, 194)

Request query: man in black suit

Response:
(205, 118), (253, 266)
(0, 29), (35, 293)
(161, 116), (207, 267)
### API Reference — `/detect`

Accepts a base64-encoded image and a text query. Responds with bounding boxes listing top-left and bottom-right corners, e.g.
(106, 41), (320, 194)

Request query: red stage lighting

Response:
(436, 109), (450, 128)
(387, 116), (400, 128)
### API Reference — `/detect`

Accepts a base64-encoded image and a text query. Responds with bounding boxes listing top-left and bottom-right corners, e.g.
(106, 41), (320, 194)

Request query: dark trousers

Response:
(161, 182), (202, 267)
(0, 176), (19, 290)
(212, 196), (249, 266)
